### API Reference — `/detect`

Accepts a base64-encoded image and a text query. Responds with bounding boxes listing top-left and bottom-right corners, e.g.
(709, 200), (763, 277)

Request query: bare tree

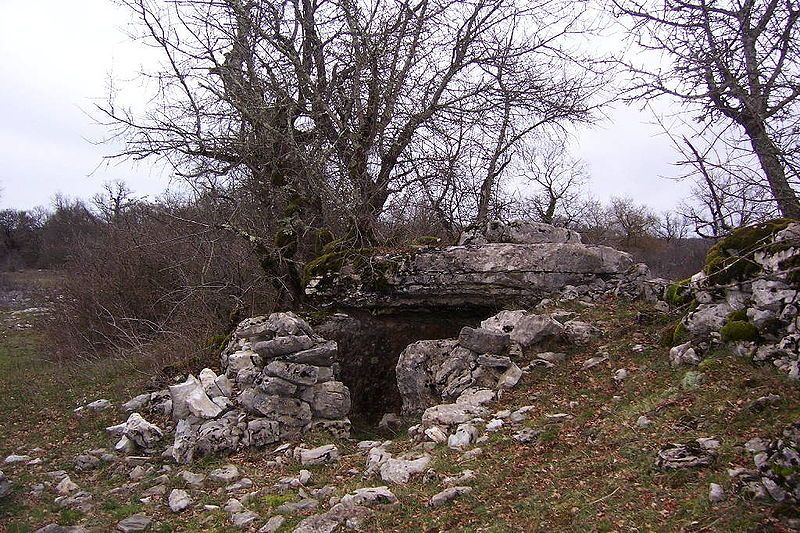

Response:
(100, 0), (608, 303)
(614, 0), (800, 218)
(656, 210), (691, 240)
(604, 196), (660, 247)
(92, 180), (142, 224)
(515, 138), (590, 226)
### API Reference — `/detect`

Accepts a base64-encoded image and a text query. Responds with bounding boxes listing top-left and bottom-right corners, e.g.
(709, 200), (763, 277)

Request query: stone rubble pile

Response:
(396, 307), (598, 416)
(108, 313), (351, 463)
(655, 438), (720, 470)
(669, 221), (800, 379)
(730, 421), (800, 503)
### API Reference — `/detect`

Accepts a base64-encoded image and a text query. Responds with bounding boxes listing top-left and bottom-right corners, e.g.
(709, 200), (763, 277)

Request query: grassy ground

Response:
(0, 289), (798, 532)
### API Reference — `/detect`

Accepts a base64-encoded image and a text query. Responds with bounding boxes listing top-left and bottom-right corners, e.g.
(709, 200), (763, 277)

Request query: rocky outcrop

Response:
(668, 220), (800, 379)
(305, 221), (659, 311)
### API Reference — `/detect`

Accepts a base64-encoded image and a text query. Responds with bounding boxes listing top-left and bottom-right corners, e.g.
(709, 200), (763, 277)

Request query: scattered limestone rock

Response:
(226, 478), (253, 493)
(563, 320), (597, 345)
(709, 483), (726, 503)
(513, 429), (542, 444)
(747, 394), (781, 412)
(75, 399), (112, 414)
(731, 421), (800, 503)
(422, 403), (488, 428)
(209, 465), (240, 484)
(509, 406), (535, 423)
(224, 498), (245, 514)
(231, 511), (260, 528)
(581, 355), (608, 370)
(459, 448), (484, 462)
(428, 486), (473, 507)
(669, 342), (701, 367)
(380, 455), (431, 484)
(340, 486), (398, 506)
(54, 491), (93, 513)
(443, 470), (477, 487)
(456, 389), (496, 407)
(293, 502), (372, 533)
(168, 488), (192, 512)
(486, 419), (504, 432)
(55, 476), (79, 496)
(424, 426), (449, 444)
(636, 415), (652, 428)
(111, 413), (164, 453)
(534, 352), (566, 365)
(276, 498), (318, 514)
(448, 424), (479, 450)
(169, 375), (223, 420)
(74, 453), (100, 472)
(656, 439), (719, 470)
(4, 454), (31, 464)
(481, 310), (565, 348)
(257, 516), (285, 533)
(275, 470), (312, 491)
(178, 470), (205, 488)
(295, 486), (397, 532)
(497, 364), (523, 389)
(297, 444), (340, 466)
(115, 514), (152, 532)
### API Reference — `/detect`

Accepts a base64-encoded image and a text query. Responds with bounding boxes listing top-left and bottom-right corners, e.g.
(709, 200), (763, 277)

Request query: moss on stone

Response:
(313, 228), (336, 256)
(779, 253), (800, 285)
(727, 309), (748, 322)
(274, 226), (296, 248)
(301, 250), (350, 287)
(659, 323), (676, 347)
(664, 278), (692, 306)
(704, 219), (797, 285)
(673, 321), (689, 344)
(205, 334), (230, 351)
(720, 320), (759, 342)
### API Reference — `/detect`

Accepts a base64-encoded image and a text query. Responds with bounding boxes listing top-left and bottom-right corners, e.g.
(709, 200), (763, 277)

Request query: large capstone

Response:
(306, 222), (635, 311)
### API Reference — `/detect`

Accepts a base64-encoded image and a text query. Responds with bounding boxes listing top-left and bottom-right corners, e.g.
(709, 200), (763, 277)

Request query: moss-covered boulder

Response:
(703, 219), (798, 286)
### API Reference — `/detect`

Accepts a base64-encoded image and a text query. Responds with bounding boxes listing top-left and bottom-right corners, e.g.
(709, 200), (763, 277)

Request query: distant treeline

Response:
(0, 183), (711, 362)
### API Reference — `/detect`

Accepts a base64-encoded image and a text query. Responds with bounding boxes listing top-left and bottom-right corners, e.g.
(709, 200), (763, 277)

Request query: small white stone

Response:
(3, 454), (31, 465)
(55, 476), (79, 495)
(709, 483), (725, 503)
(485, 419), (504, 432)
(168, 488), (192, 512)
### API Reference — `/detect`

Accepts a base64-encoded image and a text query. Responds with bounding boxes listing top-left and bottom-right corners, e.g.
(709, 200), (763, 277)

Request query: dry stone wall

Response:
(669, 220), (800, 379)
(110, 313), (351, 463)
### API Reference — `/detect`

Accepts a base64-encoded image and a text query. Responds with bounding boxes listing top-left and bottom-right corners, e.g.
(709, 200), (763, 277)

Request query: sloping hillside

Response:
(1, 293), (798, 532)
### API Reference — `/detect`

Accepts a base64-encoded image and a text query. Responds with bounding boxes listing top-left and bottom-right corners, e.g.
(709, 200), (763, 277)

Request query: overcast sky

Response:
(0, 0), (693, 213)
